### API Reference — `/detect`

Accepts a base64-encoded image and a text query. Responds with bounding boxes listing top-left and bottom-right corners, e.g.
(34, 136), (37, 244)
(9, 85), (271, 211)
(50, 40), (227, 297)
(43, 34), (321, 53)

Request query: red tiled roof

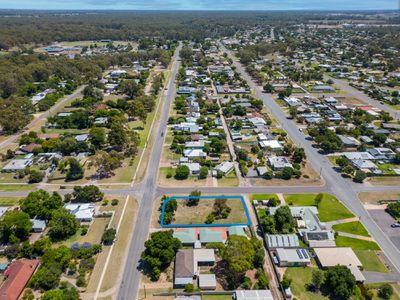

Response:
(38, 133), (61, 140)
(20, 143), (41, 153)
(0, 259), (39, 300)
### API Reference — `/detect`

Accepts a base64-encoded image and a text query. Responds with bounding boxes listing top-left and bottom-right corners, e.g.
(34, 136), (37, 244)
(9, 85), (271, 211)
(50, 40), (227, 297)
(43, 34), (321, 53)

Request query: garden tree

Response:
(393, 152), (400, 164)
(30, 264), (62, 291)
(184, 283), (195, 293)
(255, 273), (269, 289)
(175, 165), (190, 180)
(0, 210), (32, 243)
(336, 157), (349, 168)
(251, 238), (265, 268)
(89, 127), (106, 149)
(314, 193), (323, 208)
(128, 101), (147, 124)
(140, 230), (181, 281)
(386, 201), (400, 219)
(311, 269), (325, 291)
(282, 275), (292, 289)
(213, 198), (231, 219)
(20, 190), (63, 221)
(289, 106), (298, 119)
(121, 80), (142, 99)
(93, 150), (123, 178)
(83, 85), (103, 101)
(71, 185), (104, 203)
(324, 266), (356, 300)
(292, 147), (306, 163)
(28, 170), (44, 183)
(160, 196), (177, 225)
(261, 215), (277, 234)
(199, 166), (208, 179)
(263, 83), (274, 93)
(41, 287), (80, 300)
(281, 167), (293, 180)
(101, 228), (116, 245)
(30, 245), (72, 291)
(48, 209), (79, 241)
(58, 137), (79, 156)
(373, 133), (387, 146)
(222, 235), (256, 281)
(274, 206), (295, 233)
(353, 170), (367, 183)
(65, 158), (84, 181)
(378, 283), (394, 300)
(108, 121), (127, 151)
(187, 190), (201, 206)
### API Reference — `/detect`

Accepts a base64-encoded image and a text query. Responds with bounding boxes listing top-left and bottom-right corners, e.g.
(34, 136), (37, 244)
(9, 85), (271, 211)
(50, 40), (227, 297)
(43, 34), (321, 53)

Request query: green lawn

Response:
(332, 221), (370, 237)
(335, 236), (380, 251)
(251, 194), (279, 203)
(355, 250), (389, 273)
(0, 184), (35, 192)
(0, 197), (20, 206)
(366, 283), (400, 300)
(284, 193), (354, 222)
(378, 163), (399, 175)
(285, 266), (328, 300)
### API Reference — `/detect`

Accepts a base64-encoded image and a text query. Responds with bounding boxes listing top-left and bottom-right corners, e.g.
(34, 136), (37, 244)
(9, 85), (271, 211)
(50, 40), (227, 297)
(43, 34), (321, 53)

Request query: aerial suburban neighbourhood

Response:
(0, 3), (399, 300)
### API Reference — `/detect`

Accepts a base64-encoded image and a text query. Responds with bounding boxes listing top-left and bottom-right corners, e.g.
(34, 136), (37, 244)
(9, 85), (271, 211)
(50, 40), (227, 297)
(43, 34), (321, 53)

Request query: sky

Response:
(0, 0), (397, 11)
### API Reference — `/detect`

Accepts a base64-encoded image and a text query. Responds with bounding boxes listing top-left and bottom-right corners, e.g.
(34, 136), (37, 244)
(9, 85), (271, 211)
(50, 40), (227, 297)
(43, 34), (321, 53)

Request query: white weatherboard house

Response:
(64, 203), (95, 222)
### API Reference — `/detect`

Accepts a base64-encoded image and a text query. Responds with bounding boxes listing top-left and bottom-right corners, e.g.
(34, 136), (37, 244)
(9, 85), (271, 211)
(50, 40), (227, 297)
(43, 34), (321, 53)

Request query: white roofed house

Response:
(181, 163), (201, 175)
(184, 149), (207, 159)
(268, 156), (293, 171)
(214, 161), (234, 176)
(367, 147), (396, 161)
(2, 158), (33, 172)
(259, 140), (283, 151)
(64, 203), (95, 223)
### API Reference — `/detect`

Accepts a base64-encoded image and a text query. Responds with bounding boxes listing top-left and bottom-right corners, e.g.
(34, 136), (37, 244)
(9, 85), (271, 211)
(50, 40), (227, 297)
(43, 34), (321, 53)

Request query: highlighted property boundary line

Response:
(160, 195), (252, 228)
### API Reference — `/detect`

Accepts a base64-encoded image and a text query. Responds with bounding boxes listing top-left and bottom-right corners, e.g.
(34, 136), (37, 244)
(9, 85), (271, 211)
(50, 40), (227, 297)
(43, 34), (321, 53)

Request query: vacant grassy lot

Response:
(285, 266), (328, 300)
(355, 250), (389, 273)
(335, 236), (380, 251)
(284, 193), (354, 222)
(359, 191), (400, 204)
(172, 198), (248, 225)
(332, 221), (370, 237)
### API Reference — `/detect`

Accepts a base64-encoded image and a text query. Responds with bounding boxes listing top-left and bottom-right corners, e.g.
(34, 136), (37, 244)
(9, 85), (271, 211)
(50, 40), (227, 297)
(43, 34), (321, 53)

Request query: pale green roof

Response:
(199, 229), (223, 243)
(229, 226), (247, 237)
(173, 229), (197, 244)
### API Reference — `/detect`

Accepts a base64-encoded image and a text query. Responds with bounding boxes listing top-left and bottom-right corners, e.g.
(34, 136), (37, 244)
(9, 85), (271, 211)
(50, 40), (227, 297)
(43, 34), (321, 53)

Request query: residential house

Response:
(64, 203), (95, 222)
(268, 156), (293, 171)
(0, 259), (40, 300)
(368, 148), (396, 160)
(174, 249), (216, 287)
(266, 234), (299, 249)
(275, 248), (311, 267)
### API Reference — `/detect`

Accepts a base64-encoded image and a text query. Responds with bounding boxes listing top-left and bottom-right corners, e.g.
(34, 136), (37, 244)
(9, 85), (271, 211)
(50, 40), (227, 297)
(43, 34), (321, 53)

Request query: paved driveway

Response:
(368, 209), (400, 249)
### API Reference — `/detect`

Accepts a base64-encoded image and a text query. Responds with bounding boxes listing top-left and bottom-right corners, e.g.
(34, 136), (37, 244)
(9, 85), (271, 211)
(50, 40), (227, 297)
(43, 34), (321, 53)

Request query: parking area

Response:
(368, 209), (400, 250)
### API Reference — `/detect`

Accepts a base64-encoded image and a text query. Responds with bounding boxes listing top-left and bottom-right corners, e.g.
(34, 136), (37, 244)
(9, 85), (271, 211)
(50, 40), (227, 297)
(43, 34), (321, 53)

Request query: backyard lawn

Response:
(335, 236), (380, 251)
(284, 193), (354, 222)
(355, 250), (389, 273)
(285, 266), (328, 300)
(332, 221), (370, 237)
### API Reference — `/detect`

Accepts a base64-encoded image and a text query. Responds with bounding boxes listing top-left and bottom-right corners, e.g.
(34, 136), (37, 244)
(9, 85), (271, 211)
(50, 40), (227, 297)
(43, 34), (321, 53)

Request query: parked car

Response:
(390, 223), (400, 228)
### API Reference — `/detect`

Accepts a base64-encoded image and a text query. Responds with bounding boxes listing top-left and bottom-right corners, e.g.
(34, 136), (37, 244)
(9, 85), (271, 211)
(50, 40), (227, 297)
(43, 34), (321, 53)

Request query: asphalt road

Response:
(0, 85), (85, 149)
(221, 43), (400, 272)
(324, 74), (399, 119)
(116, 44), (182, 300)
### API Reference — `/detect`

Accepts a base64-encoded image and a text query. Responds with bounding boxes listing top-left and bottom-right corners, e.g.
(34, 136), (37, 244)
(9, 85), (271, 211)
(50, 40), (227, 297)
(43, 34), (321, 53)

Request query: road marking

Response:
(94, 194), (130, 299)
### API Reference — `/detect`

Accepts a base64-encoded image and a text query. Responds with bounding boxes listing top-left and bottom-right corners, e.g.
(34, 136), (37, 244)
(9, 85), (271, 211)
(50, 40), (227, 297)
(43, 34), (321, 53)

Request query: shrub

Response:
(111, 199), (119, 206)
(353, 170), (367, 183)
(205, 214), (215, 224)
(101, 228), (116, 245)
(174, 165), (189, 180)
